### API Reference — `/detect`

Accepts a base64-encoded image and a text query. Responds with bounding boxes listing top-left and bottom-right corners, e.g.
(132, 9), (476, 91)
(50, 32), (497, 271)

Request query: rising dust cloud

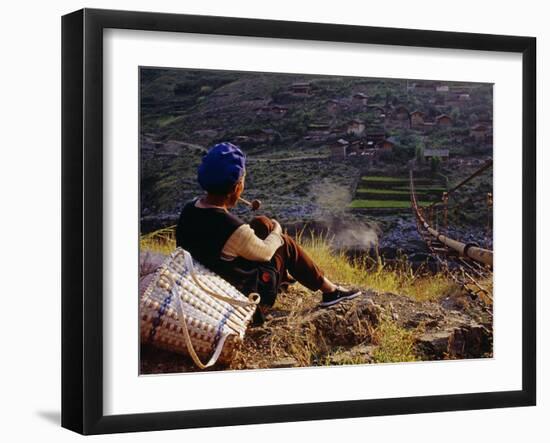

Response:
(313, 179), (380, 250)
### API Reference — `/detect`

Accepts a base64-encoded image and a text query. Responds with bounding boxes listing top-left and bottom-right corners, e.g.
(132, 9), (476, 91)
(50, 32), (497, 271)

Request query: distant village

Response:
(225, 80), (493, 165)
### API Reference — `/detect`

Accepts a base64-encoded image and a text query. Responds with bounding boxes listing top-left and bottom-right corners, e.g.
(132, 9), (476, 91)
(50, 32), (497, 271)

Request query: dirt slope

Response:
(140, 285), (492, 374)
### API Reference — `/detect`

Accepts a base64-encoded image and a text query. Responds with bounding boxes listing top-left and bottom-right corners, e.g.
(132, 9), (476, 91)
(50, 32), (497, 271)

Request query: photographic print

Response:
(138, 67), (494, 374)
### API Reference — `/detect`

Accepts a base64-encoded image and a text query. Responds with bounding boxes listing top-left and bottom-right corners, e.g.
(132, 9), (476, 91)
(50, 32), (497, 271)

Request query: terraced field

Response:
(350, 175), (446, 211)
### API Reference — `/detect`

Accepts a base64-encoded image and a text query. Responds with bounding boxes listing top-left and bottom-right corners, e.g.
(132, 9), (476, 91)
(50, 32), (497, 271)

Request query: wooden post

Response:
(442, 192), (449, 235)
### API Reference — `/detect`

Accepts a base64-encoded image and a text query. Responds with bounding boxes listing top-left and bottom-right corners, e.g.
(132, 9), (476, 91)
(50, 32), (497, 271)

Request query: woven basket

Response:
(140, 247), (259, 369)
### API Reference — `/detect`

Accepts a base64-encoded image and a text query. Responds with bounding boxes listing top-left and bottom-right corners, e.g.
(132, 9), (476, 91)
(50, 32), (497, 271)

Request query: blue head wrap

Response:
(197, 142), (246, 194)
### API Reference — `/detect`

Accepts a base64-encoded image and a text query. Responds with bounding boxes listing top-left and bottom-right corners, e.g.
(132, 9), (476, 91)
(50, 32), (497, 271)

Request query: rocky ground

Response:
(140, 284), (492, 374)
(375, 216), (492, 265)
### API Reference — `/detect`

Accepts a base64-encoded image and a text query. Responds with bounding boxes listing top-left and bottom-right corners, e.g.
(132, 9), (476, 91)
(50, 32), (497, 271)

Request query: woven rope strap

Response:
(173, 285), (229, 369)
(182, 250), (260, 308)
(169, 250), (260, 369)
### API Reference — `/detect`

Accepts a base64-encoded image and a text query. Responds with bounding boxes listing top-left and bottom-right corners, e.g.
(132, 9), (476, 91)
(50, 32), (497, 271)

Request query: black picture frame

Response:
(61, 8), (537, 435)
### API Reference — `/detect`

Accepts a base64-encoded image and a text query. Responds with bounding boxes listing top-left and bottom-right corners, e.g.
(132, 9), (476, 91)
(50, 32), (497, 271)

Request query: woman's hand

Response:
(270, 219), (282, 235)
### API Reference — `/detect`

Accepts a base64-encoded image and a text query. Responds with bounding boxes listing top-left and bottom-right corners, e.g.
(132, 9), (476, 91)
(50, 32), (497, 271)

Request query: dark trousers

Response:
(249, 216), (325, 292)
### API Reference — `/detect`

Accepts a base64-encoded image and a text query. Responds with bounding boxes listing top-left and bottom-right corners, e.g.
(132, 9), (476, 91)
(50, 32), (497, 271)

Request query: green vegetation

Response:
(354, 186), (443, 204)
(297, 230), (455, 301)
(356, 187), (445, 196)
(356, 188), (411, 195)
(361, 176), (408, 183)
(352, 175), (445, 211)
(349, 199), (430, 209)
(372, 319), (418, 363)
(361, 176), (435, 186)
(395, 185), (447, 192)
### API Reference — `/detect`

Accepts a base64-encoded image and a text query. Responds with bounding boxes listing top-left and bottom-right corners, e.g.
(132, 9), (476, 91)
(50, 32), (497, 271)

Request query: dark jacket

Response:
(175, 199), (278, 304)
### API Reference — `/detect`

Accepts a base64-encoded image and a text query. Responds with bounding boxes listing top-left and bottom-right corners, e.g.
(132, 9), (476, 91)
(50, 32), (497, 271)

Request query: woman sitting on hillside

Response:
(176, 142), (361, 321)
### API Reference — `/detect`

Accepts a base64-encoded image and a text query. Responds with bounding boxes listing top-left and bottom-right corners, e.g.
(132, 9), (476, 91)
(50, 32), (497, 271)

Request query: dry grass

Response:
(140, 226), (458, 304)
(140, 225), (177, 255)
(140, 226), (457, 302)
(465, 275), (493, 305)
(295, 230), (457, 302)
(371, 319), (418, 363)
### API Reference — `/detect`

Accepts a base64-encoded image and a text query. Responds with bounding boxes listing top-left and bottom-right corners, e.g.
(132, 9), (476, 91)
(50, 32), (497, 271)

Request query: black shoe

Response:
(320, 287), (361, 307)
(251, 306), (266, 327)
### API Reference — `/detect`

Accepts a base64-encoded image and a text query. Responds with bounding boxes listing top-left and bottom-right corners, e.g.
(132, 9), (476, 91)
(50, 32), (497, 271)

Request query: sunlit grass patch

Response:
(296, 230), (456, 302)
(349, 199), (431, 209)
(140, 225), (177, 255)
(361, 176), (408, 183)
(371, 319), (418, 363)
(395, 185), (447, 192)
(140, 226), (458, 303)
(355, 188), (412, 195)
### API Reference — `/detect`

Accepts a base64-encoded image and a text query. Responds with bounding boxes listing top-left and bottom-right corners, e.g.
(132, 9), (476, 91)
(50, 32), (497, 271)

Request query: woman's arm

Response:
(221, 222), (283, 262)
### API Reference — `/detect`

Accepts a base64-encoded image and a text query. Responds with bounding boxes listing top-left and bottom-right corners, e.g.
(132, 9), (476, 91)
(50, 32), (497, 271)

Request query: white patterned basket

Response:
(140, 247), (259, 369)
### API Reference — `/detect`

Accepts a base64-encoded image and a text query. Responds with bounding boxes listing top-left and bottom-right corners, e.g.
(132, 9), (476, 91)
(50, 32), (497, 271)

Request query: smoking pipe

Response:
(238, 197), (261, 211)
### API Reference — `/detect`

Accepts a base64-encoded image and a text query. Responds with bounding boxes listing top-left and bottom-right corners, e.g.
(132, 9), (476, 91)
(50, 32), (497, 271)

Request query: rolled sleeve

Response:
(222, 224), (283, 262)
